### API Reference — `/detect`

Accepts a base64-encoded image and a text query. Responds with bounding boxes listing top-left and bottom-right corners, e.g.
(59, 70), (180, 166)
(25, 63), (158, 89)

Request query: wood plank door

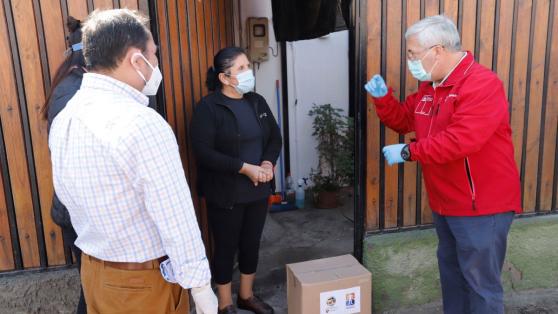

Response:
(0, 0), (149, 273)
(360, 0), (558, 232)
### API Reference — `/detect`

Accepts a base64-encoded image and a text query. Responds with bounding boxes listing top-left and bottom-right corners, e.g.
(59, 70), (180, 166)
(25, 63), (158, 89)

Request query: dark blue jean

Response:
(433, 211), (515, 314)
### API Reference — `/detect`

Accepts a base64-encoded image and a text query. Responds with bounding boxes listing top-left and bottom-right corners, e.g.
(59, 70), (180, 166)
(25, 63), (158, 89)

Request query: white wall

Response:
(238, 0), (349, 191)
(286, 31), (350, 187)
(238, 0), (283, 184)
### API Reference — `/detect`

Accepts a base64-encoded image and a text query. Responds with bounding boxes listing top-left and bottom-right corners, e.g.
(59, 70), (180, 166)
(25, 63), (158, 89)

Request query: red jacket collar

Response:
(437, 51), (476, 88)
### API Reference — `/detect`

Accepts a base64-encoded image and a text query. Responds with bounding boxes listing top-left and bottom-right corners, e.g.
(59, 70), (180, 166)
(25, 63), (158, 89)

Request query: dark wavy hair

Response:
(41, 16), (86, 120)
(205, 47), (248, 92)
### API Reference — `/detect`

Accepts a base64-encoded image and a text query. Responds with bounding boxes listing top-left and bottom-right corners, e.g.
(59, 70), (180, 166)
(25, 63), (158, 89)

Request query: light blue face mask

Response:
(227, 70), (255, 94)
(407, 47), (439, 81)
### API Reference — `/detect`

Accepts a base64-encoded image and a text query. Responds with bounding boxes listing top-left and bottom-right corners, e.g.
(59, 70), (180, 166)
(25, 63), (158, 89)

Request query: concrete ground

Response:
(1, 190), (557, 313)
(380, 288), (558, 314)
(229, 189), (355, 313)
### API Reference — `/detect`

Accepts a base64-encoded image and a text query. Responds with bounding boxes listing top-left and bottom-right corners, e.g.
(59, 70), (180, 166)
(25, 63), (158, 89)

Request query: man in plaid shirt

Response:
(49, 9), (217, 314)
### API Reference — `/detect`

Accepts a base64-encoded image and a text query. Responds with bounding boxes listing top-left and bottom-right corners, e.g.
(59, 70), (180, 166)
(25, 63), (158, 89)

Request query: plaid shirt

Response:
(49, 73), (210, 288)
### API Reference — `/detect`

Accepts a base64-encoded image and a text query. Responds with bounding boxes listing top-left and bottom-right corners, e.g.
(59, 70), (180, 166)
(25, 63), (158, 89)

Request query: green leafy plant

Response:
(308, 103), (355, 196)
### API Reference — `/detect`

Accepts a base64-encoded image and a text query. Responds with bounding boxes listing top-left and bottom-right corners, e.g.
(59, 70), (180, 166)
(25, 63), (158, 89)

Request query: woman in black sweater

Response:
(42, 17), (87, 314)
(190, 47), (282, 314)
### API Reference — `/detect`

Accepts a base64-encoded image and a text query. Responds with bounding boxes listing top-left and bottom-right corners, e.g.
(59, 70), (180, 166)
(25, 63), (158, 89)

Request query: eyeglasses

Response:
(407, 45), (443, 61)
(223, 63), (252, 76)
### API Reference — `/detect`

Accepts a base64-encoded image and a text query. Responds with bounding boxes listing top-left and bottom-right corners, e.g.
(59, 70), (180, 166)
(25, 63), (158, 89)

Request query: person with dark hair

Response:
(42, 16), (87, 314)
(190, 47), (282, 314)
(49, 9), (217, 314)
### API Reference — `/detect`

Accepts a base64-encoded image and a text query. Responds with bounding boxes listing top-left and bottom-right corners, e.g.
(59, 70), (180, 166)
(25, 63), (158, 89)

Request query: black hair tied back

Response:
(205, 47), (247, 92)
(66, 16), (82, 45)
(42, 15), (86, 120)
(206, 65), (219, 92)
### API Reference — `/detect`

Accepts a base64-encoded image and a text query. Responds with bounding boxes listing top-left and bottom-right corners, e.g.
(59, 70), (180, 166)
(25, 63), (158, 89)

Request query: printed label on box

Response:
(319, 286), (361, 314)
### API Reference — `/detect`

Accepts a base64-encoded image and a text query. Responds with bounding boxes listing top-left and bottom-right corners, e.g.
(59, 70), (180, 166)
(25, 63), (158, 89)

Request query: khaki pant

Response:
(81, 253), (188, 314)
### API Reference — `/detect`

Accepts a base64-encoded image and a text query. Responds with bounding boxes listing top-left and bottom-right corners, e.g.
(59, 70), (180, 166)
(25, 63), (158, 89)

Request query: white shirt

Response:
(49, 73), (210, 288)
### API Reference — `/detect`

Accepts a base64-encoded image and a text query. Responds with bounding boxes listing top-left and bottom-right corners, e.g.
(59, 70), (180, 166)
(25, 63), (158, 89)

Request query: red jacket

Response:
(373, 52), (522, 217)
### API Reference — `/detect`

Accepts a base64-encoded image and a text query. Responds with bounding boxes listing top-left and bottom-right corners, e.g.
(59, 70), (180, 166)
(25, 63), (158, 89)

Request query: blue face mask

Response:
(407, 47), (438, 81)
(228, 70), (255, 94)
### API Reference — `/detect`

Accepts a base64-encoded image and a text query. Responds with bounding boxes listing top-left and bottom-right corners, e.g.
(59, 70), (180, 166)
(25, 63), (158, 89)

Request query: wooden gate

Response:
(0, 0), (236, 278)
(152, 0), (236, 261)
(354, 0), (558, 236)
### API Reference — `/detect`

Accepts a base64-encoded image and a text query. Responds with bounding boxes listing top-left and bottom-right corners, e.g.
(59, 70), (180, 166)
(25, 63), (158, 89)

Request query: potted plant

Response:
(308, 103), (354, 208)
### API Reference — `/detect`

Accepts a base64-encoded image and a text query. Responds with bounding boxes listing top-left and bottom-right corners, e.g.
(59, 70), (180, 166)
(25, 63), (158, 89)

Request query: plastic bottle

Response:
(296, 178), (307, 209)
(285, 173), (295, 204)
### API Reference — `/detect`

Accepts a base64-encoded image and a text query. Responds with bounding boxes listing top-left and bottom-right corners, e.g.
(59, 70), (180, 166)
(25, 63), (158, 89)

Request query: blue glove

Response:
(382, 144), (406, 166)
(364, 74), (388, 97)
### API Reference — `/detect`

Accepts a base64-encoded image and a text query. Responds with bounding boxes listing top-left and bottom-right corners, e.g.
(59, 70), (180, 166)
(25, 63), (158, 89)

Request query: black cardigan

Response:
(189, 89), (282, 209)
(47, 71), (82, 228)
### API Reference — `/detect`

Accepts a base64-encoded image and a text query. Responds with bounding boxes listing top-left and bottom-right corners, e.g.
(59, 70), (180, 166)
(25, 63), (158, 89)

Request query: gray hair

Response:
(405, 15), (462, 53)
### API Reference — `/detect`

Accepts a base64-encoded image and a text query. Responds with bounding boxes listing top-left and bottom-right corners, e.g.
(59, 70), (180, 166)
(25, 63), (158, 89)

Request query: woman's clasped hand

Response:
(240, 163), (273, 186)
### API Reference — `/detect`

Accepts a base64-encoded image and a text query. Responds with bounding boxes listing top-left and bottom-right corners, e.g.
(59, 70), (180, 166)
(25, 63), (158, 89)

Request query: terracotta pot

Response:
(316, 190), (339, 209)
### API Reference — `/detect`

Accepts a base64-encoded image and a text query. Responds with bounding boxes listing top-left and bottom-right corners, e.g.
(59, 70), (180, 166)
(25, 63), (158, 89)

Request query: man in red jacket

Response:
(365, 15), (522, 314)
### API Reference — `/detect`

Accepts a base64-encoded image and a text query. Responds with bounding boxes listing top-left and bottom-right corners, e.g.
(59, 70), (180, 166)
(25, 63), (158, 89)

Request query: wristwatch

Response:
(401, 144), (411, 161)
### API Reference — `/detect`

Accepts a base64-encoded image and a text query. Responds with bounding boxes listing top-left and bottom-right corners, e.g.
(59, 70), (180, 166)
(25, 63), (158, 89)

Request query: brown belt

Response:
(88, 254), (168, 271)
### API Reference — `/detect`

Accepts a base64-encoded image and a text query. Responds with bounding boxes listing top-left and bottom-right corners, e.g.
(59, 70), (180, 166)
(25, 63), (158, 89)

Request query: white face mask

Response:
(131, 53), (162, 96)
(407, 47), (439, 81)
(227, 70), (255, 94)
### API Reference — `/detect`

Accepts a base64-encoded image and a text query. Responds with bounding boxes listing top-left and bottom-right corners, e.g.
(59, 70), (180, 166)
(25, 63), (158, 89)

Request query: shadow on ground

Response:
(229, 189), (355, 314)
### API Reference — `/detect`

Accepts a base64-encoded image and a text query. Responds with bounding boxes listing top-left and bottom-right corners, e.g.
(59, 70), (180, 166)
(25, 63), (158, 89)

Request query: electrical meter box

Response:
(247, 17), (269, 62)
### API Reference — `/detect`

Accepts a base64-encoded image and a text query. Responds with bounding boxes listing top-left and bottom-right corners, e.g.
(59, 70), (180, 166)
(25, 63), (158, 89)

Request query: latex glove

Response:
(382, 144), (406, 166)
(191, 283), (218, 314)
(364, 74), (388, 97)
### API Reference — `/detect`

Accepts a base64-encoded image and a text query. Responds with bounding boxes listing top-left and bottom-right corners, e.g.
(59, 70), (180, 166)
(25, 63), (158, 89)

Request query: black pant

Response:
(207, 198), (269, 285)
(60, 225), (87, 314)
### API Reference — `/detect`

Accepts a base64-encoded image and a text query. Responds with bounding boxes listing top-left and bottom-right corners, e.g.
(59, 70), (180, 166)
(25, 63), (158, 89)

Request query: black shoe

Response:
(237, 295), (274, 314)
